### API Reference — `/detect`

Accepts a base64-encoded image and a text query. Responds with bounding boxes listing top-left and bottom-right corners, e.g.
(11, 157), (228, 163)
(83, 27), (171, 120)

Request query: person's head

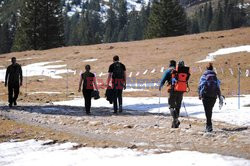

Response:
(178, 61), (185, 67)
(85, 64), (91, 72)
(206, 62), (213, 70)
(11, 57), (16, 64)
(113, 55), (119, 62)
(169, 60), (176, 68)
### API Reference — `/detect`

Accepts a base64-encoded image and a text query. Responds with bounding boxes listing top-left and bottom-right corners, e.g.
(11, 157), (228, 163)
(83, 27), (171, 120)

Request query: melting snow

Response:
(196, 45), (250, 63)
(0, 61), (75, 81)
(0, 139), (249, 166)
(54, 95), (250, 127)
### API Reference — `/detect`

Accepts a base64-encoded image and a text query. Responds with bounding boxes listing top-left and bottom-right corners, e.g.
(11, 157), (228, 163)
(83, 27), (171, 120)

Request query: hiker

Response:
(107, 55), (126, 113)
(5, 57), (23, 107)
(78, 65), (98, 115)
(198, 63), (221, 132)
(159, 60), (190, 128)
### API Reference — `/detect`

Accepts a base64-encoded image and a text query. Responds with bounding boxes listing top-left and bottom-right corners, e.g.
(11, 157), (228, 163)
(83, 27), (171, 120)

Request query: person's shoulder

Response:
(90, 72), (95, 77)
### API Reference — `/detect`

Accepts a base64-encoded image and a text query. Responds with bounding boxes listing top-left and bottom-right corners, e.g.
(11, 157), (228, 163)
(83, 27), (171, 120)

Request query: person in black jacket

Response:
(107, 55), (126, 113)
(5, 57), (23, 107)
(78, 65), (98, 115)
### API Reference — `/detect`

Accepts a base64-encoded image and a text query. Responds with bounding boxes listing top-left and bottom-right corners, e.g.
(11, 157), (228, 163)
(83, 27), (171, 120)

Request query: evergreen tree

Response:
(146, 0), (187, 38)
(12, 0), (64, 51)
(104, 3), (118, 43)
(127, 8), (141, 41)
(140, 2), (151, 39)
(39, 0), (64, 49)
(0, 23), (11, 54)
(116, 0), (128, 41)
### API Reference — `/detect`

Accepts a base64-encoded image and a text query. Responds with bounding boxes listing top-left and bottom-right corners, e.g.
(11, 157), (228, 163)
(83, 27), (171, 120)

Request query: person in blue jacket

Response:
(159, 60), (183, 128)
(198, 63), (221, 132)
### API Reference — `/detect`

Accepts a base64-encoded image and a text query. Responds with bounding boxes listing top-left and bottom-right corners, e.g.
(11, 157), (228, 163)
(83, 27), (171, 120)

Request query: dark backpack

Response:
(203, 72), (218, 98)
(112, 62), (124, 79)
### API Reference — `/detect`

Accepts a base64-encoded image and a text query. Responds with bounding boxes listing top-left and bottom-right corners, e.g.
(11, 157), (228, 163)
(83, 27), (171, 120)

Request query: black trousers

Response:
(202, 97), (216, 126)
(168, 91), (183, 117)
(8, 84), (20, 105)
(83, 90), (92, 114)
(113, 87), (123, 112)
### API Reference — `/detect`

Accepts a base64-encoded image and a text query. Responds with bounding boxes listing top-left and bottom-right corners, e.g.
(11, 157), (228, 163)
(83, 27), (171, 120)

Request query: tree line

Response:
(0, 0), (249, 55)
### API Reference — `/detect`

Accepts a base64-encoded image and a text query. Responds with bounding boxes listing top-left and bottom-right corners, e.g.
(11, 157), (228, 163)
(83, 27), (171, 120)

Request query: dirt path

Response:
(0, 102), (249, 159)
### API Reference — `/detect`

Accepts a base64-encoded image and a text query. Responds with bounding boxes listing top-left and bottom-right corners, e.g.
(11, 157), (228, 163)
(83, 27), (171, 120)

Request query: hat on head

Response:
(169, 60), (176, 67)
(206, 63), (213, 70)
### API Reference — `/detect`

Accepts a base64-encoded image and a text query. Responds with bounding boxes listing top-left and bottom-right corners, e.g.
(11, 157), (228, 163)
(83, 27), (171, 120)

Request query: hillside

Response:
(0, 27), (249, 103)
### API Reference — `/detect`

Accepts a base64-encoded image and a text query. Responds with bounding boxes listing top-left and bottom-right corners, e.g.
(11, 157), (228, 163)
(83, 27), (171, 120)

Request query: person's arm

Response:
(20, 65), (23, 86)
(123, 71), (126, 90)
(78, 75), (83, 92)
(93, 76), (98, 91)
(107, 73), (112, 87)
(159, 70), (169, 91)
(5, 67), (9, 87)
(217, 79), (221, 97)
(198, 74), (205, 99)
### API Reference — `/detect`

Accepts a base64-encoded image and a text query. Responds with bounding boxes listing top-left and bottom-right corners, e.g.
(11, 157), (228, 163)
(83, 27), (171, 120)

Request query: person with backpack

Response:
(5, 57), (23, 107)
(198, 63), (221, 132)
(78, 65), (98, 115)
(107, 55), (126, 113)
(159, 60), (190, 128)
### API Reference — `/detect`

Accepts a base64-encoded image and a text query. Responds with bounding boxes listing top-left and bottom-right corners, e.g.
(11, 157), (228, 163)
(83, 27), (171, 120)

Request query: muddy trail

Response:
(0, 102), (249, 159)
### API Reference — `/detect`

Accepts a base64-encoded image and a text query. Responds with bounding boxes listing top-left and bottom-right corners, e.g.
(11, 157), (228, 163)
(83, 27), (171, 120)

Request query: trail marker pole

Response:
(238, 63), (241, 110)
(66, 68), (69, 100)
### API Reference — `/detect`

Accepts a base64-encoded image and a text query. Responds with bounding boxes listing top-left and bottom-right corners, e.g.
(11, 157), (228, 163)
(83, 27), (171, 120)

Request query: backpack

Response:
(112, 62), (124, 79)
(202, 72), (218, 98)
(171, 66), (190, 92)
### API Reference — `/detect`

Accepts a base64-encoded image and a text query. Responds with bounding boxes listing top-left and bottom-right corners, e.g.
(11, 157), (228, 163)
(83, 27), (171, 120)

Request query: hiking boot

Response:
(119, 106), (123, 113)
(9, 103), (12, 108)
(86, 112), (91, 115)
(205, 125), (213, 132)
(171, 119), (180, 128)
(13, 101), (17, 106)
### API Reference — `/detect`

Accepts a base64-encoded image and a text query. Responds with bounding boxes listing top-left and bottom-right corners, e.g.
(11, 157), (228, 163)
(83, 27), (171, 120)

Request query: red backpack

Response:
(171, 66), (190, 92)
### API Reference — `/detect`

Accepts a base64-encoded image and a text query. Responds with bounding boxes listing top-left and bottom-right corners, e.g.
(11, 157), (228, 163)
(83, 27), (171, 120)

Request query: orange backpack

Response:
(171, 66), (190, 92)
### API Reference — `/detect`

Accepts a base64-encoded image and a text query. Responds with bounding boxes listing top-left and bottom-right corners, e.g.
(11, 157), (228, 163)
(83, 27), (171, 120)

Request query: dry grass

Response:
(0, 27), (250, 102)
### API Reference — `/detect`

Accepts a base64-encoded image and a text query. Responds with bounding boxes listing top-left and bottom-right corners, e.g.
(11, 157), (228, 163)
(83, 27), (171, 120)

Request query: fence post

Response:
(238, 63), (241, 110)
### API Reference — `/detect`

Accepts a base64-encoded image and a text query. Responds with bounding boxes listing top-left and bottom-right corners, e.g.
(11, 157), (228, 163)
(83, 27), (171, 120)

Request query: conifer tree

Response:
(146, 0), (187, 39)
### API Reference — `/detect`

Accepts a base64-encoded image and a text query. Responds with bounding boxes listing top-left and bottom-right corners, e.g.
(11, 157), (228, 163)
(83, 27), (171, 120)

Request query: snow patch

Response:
(196, 45), (250, 63)
(28, 92), (62, 95)
(0, 61), (75, 81)
(83, 58), (98, 62)
(54, 95), (250, 126)
(0, 139), (249, 166)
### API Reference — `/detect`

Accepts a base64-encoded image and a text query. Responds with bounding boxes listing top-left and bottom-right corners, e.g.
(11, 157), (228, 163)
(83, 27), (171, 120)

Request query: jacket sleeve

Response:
(198, 74), (206, 96)
(217, 79), (221, 97)
(5, 67), (9, 85)
(160, 69), (170, 89)
(20, 65), (23, 83)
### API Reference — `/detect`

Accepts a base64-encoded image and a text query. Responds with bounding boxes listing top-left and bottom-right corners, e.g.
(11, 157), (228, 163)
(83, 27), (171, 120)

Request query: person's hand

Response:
(4, 82), (7, 87)
(78, 88), (81, 92)
(123, 84), (126, 90)
(159, 86), (162, 91)
(199, 96), (202, 100)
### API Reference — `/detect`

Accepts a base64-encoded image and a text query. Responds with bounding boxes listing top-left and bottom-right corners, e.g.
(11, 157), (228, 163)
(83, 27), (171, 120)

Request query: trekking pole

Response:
(183, 101), (191, 128)
(158, 90), (161, 113)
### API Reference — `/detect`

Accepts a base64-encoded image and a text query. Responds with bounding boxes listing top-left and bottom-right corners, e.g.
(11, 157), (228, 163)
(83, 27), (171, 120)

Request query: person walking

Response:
(159, 60), (190, 128)
(5, 57), (23, 107)
(198, 63), (221, 132)
(107, 55), (126, 113)
(78, 65), (98, 115)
